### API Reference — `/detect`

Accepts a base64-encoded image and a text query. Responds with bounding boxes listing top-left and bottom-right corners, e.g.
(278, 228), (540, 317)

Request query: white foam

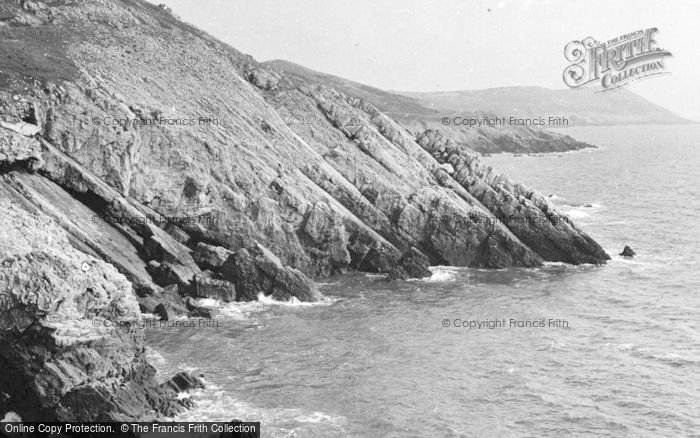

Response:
(542, 261), (569, 267)
(421, 266), (460, 283)
(562, 208), (591, 219)
(256, 292), (335, 307)
(173, 389), (346, 432)
(187, 294), (336, 321)
(145, 347), (167, 374)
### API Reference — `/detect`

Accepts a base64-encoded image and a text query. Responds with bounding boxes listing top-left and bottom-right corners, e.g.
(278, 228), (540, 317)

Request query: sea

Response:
(146, 124), (700, 437)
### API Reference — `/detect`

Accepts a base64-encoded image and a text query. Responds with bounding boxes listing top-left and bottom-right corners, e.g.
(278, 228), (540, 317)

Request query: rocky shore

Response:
(0, 0), (608, 422)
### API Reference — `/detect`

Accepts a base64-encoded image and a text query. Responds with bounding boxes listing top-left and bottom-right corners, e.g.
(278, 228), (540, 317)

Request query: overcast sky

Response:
(154, 0), (700, 121)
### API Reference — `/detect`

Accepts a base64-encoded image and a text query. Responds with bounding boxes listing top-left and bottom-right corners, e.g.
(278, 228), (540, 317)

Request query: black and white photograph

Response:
(1, 0), (698, 436)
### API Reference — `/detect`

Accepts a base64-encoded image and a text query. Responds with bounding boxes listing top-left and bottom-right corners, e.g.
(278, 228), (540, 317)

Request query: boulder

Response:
(161, 371), (205, 394)
(357, 244), (398, 273)
(192, 242), (233, 270)
(619, 245), (636, 257)
(160, 372), (206, 410)
(190, 274), (236, 302)
(153, 302), (185, 321)
(143, 226), (200, 287)
(220, 248), (263, 301)
(220, 243), (321, 302)
(271, 266), (321, 302)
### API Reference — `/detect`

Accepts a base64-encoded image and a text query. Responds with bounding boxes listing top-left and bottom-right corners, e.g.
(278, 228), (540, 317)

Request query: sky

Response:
(153, 0), (700, 121)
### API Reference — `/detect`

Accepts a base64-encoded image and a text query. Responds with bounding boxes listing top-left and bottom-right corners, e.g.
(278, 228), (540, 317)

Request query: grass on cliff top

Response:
(0, 25), (77, 88)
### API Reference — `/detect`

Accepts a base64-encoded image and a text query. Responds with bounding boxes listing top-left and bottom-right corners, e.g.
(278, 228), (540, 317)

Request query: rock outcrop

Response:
(386, 247), (432, 281)
(263, 59), (597, 154)
(0, 195), (191, 421)
(0, 0), (609, 422)
(620, 246), (636, 257)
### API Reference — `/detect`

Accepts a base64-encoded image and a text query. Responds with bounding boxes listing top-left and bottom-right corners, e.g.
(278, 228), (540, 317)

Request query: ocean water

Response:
(146, 125), (700, 437)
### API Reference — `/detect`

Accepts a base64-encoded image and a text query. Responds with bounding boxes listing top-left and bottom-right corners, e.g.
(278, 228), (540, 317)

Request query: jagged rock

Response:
(303, 201), (352, 274)
(161, 371), (205, 394)
(164, 224), (191, 244)
(386, 247), (432, 281)
(157, 371), (204, 410)
(192, 242), (234, 270)
(147, 284), (187, 320)
(153, 302), (185, 321)
(191, 274), (236, 301)
(271, 266), (322, 302)
(143, 227), (200, 287)
(220, 243), (320, 302)
(620, 245), (636, 257)
(221, 248), (263, 302)
(0, 197), (186, 421)
(357, 244), (399, 273)
(415, 130), (609, 265)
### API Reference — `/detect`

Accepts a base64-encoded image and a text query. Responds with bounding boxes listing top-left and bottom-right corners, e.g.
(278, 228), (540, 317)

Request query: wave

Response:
(256, 292), (336, 307)
(173, 387), (347, 434)
(419, 266), (462, 283)
(185, 293), (337, 321)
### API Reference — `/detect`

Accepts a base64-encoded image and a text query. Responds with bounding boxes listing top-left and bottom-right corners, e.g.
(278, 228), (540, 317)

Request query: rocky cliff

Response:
(0, 0), (608, 422)
(264, 59), (597, 154)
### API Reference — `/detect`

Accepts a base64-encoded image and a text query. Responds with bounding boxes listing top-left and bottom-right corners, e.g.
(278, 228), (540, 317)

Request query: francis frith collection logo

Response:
(563, 28), (672, 91)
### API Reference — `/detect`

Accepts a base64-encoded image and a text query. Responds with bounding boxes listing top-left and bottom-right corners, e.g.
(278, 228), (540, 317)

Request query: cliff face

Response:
(0, 0), (608, 421)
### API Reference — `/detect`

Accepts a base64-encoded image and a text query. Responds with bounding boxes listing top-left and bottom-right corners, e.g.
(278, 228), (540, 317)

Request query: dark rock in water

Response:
(399, 247), (432, 278)
(161, 372), (206, 410)
(221, 248), (264, 301)
(620, 245), (636, 257)
(271, 266), (322, 302)
(154, 302), (184, 321)
(584, 204), (593, 208)
(191, 273), (237, 301)
(151, 285), (188, 320)
(221, 243), (321, 302)
(162, 371), (206, 394)
(357, 244), (399, 273)
(386, 247), (432, 281)
(386, 266), (410, 281)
